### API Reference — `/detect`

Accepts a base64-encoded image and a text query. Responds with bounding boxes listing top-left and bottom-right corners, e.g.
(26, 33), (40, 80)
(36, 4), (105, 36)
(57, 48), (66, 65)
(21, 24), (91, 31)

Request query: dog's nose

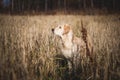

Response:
(52, 28), (54, 33)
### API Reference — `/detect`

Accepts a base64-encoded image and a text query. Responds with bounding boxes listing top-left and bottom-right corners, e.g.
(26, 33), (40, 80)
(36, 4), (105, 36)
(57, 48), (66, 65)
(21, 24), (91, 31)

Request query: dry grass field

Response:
(0, 14), (120, 80)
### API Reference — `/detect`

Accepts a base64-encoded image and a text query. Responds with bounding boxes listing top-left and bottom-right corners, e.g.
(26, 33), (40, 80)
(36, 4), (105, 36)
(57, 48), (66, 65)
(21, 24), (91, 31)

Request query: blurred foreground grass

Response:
(0, 15), (120, 80)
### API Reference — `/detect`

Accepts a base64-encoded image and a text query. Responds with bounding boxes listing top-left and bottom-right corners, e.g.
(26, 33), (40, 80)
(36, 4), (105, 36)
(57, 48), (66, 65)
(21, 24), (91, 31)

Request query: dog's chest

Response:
(61, 42), (78, 58)
(62, 49), (72, 58)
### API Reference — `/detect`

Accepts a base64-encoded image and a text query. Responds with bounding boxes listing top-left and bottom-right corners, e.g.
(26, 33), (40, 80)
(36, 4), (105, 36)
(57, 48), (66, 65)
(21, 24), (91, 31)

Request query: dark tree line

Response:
(0, 0), (120, 14)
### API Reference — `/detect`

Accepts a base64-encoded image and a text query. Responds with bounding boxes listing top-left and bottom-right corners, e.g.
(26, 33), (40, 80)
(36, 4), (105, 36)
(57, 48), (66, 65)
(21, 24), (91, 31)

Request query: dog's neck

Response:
(61, 30), (73, 49)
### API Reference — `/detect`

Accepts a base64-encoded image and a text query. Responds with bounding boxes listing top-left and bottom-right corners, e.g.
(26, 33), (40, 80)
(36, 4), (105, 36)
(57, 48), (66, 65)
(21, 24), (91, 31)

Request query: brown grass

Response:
(0, 14), (120, 80)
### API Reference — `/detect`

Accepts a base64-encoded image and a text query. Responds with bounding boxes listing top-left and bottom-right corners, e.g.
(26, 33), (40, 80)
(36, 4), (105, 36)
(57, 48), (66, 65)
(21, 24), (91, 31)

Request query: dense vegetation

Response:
(0, 15), (120, 80)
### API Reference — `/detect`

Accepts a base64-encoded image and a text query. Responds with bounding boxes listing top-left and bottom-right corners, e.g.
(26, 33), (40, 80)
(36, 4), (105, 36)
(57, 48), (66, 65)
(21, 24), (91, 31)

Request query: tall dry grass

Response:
(0, 15), (120, 80)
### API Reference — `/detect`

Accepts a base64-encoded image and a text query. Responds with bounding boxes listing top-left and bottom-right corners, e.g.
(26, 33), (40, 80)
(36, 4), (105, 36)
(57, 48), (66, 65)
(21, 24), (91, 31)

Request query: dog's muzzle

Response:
(51, 28), (54, 33)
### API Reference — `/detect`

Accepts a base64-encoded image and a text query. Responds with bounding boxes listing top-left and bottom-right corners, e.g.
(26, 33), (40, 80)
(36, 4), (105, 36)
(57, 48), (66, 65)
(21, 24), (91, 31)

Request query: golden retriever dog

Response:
(52, 24), (93, 71)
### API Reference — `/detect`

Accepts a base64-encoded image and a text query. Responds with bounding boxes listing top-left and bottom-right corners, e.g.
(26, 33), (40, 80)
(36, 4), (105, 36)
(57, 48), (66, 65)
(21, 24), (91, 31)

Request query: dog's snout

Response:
(52, 28), (54, 33)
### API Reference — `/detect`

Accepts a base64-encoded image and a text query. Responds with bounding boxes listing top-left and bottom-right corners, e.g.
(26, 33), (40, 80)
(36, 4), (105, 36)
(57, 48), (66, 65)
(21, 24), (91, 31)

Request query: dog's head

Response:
(52, 24), (72, 38)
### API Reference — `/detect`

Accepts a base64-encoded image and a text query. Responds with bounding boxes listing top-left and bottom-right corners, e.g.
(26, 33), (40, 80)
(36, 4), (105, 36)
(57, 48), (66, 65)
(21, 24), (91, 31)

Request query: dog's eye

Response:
(59, 26), (61, 29)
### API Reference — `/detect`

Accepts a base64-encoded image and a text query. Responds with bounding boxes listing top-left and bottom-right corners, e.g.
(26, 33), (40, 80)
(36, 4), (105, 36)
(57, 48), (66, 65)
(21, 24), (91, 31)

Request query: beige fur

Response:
(52, 24), (93, 69)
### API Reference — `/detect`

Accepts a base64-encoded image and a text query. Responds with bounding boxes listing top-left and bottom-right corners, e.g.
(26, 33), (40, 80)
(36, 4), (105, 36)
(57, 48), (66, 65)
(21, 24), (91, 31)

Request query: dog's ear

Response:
(63, 24), (71, 35)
